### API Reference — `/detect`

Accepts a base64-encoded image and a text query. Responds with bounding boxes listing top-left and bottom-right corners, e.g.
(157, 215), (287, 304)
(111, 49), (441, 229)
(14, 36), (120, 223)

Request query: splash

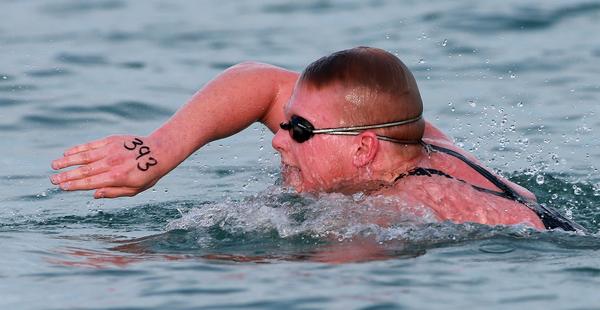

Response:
(167, 186), (482, 243)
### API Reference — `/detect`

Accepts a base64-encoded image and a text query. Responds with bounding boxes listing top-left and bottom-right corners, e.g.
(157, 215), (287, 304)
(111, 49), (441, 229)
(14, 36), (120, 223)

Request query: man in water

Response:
(50, 47), (581, 231)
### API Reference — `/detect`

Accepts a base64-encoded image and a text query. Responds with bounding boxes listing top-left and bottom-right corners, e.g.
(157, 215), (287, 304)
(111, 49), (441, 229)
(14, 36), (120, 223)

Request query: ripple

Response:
(158, 30), (236, 47)
(479, 241), (515, 254)
(441, 2), (600, 33)
(16, 188), (64, 202)
(27, 267), (148, 279)
(1, 200), (197, 231)
(456, 58), (567, 75)
(117, 61), (145, 69)
(21, 114), (113, 128)
(41, 0), (125, 16)
(141, 287), (245, 297)
(563, 267), (600, 277)
(0, 97), (26, 107)
(0, 84), (37, 92)
(56, 52), (109, 66)
(104, 30), (138, 42)
(25, 68), (72, 78)
(262, 1), (358, 14)
(0, 124), (18, 130)
(499, 294), (558, 304)
(53, 100), (173, 120)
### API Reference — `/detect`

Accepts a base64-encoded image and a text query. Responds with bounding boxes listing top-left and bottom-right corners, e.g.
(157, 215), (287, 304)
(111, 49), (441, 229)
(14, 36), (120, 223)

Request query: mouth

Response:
(281, 162), (303, 191)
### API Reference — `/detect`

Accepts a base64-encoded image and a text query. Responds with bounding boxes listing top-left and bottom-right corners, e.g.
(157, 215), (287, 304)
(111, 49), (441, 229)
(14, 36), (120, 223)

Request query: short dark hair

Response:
(299, 47), (424, 140)
(300, 46), (418, 102)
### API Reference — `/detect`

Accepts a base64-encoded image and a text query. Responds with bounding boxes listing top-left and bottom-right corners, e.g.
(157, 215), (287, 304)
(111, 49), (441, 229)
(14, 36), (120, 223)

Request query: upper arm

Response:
(254, 64), (299, 132)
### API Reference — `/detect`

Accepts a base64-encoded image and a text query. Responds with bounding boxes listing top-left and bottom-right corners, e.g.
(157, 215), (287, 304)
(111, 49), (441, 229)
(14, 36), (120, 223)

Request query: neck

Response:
(368, 144), (429, 184)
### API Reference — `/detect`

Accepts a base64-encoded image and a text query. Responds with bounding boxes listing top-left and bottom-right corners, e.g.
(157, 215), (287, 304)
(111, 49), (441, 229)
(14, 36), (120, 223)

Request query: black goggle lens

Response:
(279, 115), (314, 143)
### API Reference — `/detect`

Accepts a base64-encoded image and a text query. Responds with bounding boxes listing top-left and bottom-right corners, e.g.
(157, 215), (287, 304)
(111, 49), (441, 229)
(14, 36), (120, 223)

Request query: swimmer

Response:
(49, 47), (584, 232)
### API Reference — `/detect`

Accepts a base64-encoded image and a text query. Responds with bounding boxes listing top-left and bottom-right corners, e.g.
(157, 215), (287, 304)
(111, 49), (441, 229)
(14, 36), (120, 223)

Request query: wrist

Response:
(147, 128), (201, 175)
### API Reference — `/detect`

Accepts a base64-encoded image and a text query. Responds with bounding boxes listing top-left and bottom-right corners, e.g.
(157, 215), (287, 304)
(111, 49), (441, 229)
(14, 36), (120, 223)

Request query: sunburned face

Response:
(272, 83), (358, 193)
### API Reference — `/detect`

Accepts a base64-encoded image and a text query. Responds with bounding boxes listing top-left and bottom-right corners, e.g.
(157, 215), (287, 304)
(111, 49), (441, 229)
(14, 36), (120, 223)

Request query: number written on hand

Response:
(123, 138), (158, 172)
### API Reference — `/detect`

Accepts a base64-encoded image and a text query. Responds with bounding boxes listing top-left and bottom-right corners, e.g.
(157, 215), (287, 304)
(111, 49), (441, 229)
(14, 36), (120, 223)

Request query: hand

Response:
(50, 135), (164, 198)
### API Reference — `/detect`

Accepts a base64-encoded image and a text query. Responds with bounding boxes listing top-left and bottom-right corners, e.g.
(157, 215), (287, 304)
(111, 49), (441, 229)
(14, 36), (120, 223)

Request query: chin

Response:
(281, 163), (305, 192)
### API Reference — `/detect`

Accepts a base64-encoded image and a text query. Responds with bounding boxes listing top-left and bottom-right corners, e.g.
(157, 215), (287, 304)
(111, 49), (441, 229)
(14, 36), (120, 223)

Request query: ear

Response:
(352, 131), (379, 167)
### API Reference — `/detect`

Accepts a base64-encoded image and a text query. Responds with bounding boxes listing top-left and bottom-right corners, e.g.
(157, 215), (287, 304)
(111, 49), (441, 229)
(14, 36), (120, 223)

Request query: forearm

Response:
(50, 62), (296, 198)
(148, 62), (296, 173)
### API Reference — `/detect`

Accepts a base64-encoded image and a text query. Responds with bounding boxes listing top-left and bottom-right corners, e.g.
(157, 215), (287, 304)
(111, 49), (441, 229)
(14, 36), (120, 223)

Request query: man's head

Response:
(272, 46), (425, 193)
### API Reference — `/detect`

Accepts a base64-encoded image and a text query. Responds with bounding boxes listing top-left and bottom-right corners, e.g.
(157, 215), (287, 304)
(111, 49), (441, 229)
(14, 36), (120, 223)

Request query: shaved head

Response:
(299, 47), (424, 142)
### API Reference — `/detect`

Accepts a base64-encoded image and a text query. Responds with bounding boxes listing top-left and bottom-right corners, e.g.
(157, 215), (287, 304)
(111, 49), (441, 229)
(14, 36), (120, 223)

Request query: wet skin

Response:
(50, 62), (544, 229)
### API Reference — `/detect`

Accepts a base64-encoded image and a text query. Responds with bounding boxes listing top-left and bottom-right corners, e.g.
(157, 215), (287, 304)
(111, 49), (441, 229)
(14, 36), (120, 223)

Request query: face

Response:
(272, 83), (357, 193)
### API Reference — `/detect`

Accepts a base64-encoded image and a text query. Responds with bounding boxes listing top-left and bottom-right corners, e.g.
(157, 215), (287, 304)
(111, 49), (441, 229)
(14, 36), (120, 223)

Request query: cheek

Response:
(297, 138), (350, 186)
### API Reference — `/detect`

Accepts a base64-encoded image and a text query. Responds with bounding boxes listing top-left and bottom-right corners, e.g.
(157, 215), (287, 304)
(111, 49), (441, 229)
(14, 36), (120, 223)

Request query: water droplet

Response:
(385, 34), (391, 40)
(536, 175), (545, 185)
(352, 192), (365, 202)
(551, 193), (558, 200)
(565, 208), (573, 218)
(510, 73), (516, 79)
(441, 39), (448, 47)
(517, 101), (524, 108)
(573, 185), (582, 195)
(1, 76), (7, 80)
(418, 58), (426, 64)
(593, 183), (600, 196)
(467, 100), (477, 107)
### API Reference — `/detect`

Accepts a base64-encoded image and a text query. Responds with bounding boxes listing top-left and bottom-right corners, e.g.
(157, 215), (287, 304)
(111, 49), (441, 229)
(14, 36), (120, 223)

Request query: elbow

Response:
(228, 61), (270, 73)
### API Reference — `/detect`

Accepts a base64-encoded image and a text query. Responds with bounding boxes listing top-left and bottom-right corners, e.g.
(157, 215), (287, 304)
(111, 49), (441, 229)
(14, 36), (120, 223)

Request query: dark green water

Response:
(1, 0), (599, 309)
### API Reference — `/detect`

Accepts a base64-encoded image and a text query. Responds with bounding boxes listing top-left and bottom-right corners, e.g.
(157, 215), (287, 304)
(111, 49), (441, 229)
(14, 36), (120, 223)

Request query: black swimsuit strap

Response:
(425, 143), (521, 201)
(395, 167), (516, 200)
(397, 142), (586, 232)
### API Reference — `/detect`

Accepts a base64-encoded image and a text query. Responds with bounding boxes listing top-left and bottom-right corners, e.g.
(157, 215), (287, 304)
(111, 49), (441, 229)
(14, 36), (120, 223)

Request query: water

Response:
(1, 0), (600, 309)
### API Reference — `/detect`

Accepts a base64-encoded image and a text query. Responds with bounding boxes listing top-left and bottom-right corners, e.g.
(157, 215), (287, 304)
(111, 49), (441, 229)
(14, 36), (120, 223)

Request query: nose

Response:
(272, 128), (289, 154)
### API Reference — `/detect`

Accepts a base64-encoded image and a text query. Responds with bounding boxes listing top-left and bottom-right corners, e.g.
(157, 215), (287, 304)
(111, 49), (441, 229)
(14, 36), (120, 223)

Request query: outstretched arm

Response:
(50, 62), (298, 198)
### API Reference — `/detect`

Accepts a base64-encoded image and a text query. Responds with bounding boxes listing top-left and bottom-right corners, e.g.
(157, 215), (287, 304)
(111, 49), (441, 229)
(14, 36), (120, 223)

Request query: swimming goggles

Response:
(279, 114), (423, 144)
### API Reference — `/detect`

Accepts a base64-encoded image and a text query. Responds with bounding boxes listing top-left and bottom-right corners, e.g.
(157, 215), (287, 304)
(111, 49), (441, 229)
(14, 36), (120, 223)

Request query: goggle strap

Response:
(312, 114), (422, 133)
(318, 131), (421, 144)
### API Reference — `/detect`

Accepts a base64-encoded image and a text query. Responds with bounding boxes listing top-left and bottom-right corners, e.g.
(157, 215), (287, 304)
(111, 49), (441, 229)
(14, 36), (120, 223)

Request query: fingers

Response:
(50, 160), (111, 185)
(52, 149), (104, 170)
(57, 171), (123, 191)
(94, 187), (139, 199)
(64, 137), (111, 156)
